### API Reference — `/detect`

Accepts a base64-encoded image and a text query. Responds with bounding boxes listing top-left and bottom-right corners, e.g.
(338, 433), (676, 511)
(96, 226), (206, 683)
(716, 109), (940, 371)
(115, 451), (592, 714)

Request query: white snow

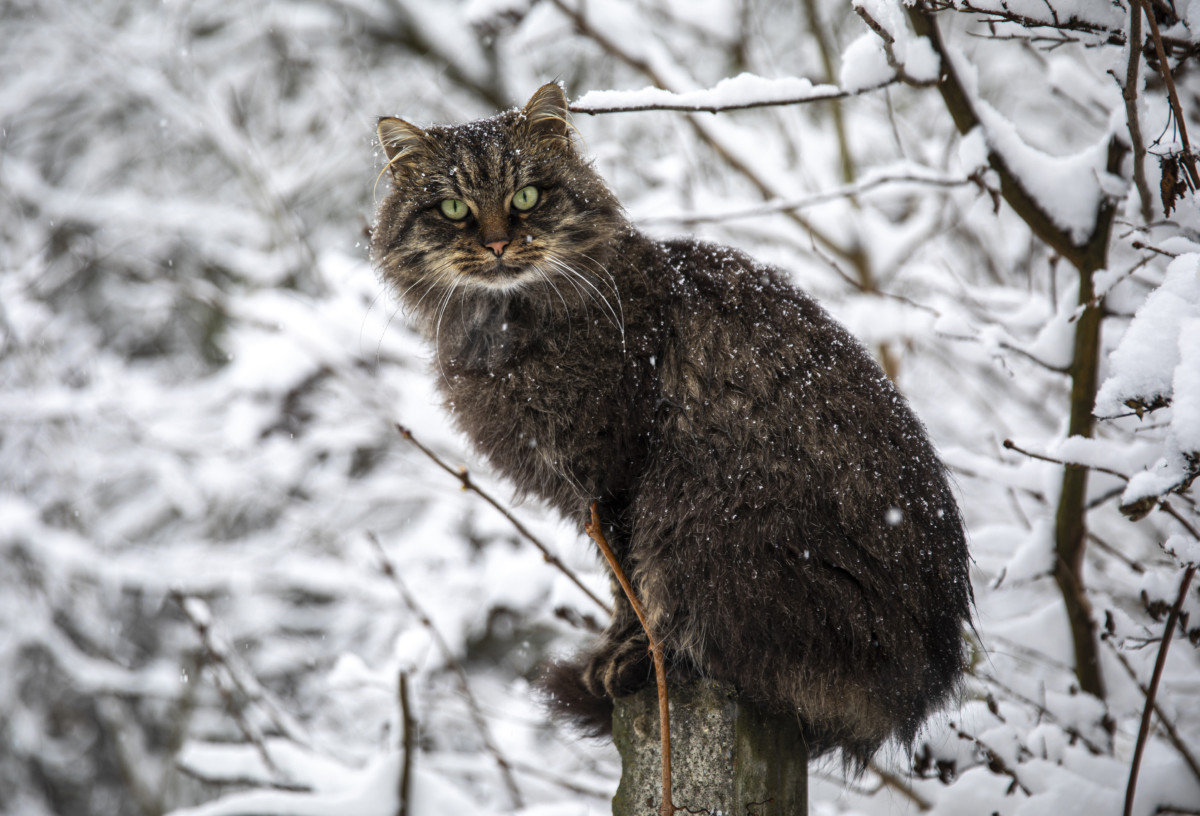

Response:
(1096, 253), (1200, 416)
(573, 73), (844, 112)
(1169, 318), (1200, 452)
(840, 33), (895, 93)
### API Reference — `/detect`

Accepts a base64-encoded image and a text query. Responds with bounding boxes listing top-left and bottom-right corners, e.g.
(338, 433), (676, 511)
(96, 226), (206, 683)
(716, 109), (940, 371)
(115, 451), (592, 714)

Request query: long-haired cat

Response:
(371, 83), (971, 764)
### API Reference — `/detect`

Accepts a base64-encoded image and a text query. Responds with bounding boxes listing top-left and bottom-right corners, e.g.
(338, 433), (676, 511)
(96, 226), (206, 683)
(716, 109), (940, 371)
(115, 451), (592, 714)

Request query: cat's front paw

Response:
(582, 634), (654, 700)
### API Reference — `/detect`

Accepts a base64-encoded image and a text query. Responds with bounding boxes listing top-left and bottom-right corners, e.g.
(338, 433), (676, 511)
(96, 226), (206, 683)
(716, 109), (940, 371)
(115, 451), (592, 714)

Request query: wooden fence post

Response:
(611, 678), (808, 815)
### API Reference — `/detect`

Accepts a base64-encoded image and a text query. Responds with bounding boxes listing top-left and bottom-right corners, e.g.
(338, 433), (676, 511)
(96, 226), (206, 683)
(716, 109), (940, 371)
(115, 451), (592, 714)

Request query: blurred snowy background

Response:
(2, 0), (1200, 814)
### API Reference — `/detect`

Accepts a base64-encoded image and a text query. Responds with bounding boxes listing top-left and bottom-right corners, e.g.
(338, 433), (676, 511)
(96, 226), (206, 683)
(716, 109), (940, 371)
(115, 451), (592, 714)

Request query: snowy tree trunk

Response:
(611, 679), (808, 816)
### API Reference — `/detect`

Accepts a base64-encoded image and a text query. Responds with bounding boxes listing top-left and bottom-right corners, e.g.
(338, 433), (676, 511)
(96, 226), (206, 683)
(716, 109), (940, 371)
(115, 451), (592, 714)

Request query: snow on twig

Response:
(570, 72), (892, 114)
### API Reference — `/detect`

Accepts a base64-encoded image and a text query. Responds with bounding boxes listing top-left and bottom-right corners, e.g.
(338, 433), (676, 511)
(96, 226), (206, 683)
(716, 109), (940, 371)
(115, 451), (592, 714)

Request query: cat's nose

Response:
(485, 239), (510, 256)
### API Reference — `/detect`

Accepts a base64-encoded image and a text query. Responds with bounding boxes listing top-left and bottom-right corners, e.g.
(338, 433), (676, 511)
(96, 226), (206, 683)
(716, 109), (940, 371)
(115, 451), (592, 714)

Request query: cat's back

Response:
(640, 234), (961, 554)
(647, 235), (903, 441)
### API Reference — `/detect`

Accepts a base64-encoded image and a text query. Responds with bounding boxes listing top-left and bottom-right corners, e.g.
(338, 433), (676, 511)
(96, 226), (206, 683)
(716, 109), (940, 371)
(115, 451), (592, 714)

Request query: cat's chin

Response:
(464, 263), (533, 293)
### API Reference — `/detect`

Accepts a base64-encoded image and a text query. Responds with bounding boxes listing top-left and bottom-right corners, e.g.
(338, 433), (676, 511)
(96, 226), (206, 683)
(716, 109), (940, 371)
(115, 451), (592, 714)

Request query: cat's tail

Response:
(534, 655), (615, 737)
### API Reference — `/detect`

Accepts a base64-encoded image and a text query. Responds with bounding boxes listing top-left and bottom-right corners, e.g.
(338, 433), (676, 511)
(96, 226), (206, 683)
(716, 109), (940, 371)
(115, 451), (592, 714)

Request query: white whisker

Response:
(531, 263), (573, 346)
(543, 252), (625, 349)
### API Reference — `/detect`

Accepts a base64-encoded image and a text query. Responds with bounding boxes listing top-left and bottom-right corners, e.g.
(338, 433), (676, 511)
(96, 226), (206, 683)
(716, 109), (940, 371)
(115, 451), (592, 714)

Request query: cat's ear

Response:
(377, 117), (429, 179)
(523, 83), (571, 142)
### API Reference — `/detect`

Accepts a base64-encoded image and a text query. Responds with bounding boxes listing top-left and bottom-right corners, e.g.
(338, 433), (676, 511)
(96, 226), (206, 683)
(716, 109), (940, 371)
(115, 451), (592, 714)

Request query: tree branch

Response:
(902, 2), (1116, 271)
(569, 79), (895, 115)
(1136, 0), (1200, 191)
(640, 170), (974, 225)
(397, 671), (414, 816)
(1124, 564), (1198, 816)
(396, 423), (611, 614)
(1122, 0), (1155, 223)
(1109, 644), (1200, 790)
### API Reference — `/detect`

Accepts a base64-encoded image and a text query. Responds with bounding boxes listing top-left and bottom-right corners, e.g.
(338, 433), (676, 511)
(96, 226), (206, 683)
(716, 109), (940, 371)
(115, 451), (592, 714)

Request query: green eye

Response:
(440, 199), (469, 220)
(512, 186), (539, 212)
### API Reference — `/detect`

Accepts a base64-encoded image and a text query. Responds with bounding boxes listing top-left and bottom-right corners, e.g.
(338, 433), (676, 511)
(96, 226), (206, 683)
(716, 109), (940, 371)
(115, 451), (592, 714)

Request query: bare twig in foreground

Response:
(1125, 564), (1198, 816)
(1109, 645), (1200, 788)
(585, 502), (675, 816)
(397, 671), (415, 816)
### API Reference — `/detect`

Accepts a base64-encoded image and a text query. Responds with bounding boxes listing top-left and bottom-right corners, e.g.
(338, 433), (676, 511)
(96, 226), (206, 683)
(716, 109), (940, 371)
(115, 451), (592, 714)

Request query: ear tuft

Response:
(523, 83), (570, 142)
(377, 117), (428, 178)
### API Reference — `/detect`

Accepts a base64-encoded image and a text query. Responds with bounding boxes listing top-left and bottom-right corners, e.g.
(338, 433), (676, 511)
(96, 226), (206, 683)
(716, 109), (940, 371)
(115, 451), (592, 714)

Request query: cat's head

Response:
(371, 83), (624, 322)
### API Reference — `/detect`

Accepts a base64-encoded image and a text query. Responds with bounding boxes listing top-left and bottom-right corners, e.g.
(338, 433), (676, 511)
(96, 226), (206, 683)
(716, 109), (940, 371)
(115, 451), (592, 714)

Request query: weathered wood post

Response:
(612, 678), (808, 816)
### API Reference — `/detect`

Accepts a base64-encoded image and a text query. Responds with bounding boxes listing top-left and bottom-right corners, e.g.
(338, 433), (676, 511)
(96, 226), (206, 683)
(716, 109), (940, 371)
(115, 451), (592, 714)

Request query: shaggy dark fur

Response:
(371, 84), (972, 765)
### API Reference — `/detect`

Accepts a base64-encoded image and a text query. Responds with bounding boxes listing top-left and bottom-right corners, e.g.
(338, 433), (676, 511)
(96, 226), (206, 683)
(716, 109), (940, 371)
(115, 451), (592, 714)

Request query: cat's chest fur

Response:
(435, 280), (663, 518)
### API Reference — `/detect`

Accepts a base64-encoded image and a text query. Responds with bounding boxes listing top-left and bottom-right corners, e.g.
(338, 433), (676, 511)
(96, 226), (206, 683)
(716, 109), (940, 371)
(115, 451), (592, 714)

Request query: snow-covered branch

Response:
(570, 73), (892, 114)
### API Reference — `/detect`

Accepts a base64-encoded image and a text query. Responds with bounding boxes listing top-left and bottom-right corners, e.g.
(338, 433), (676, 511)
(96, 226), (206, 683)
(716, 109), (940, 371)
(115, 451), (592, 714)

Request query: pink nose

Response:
(485, 239), (509, 256)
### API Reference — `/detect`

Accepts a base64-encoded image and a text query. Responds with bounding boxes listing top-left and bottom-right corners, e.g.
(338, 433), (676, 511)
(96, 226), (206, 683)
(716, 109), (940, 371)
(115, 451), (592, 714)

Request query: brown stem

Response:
(1110, 644), (1200, 789)
(867, 761), (933, 811)
(1124, 565), (1198, 816)
(1123, 1), (1154, 222)
(1136, 0), (1200, 188)
(398, 671), (414, 816)
(1052, 239), (1110, 700)
(585, 502), (674, 816)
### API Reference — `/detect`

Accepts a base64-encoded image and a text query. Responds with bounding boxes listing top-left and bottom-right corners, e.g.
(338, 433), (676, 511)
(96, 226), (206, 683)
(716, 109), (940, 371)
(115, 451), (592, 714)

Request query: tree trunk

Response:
(612, 679), (808, 816)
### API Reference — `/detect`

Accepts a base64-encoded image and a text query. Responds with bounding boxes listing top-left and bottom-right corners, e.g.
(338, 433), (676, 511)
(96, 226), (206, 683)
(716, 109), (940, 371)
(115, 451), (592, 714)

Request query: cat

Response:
(371, 83), (972, 765)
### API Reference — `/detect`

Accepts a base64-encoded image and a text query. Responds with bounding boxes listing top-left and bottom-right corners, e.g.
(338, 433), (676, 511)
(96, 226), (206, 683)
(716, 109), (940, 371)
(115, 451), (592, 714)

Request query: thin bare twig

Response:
(1122, 0), (1154, 222)
(366, 532), (524, 810)
(854, 5), (939, 87)
(976, 671), (1107, 754)
(1109, 644), (1200, 788)
(1002, 439), (1129, 482)
(949, 0), (1125, 44)
(507, 760), (612, 798)
(396, 423), (610, 614)
(172, 593), (287, 780)
(398, 671), (414, 816)
(640, 171), (974, 226)
(1136, 0), (1200, 189)
(952, 722), (1032, 796)
(867, 761), (933, 811)
(174, 764), (312, 793)
(1162, 502), (1200, 540)
(584, 502), (675, 816)
(1124, 564), (1198, 816)
(1088, 532), (1146, 574)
